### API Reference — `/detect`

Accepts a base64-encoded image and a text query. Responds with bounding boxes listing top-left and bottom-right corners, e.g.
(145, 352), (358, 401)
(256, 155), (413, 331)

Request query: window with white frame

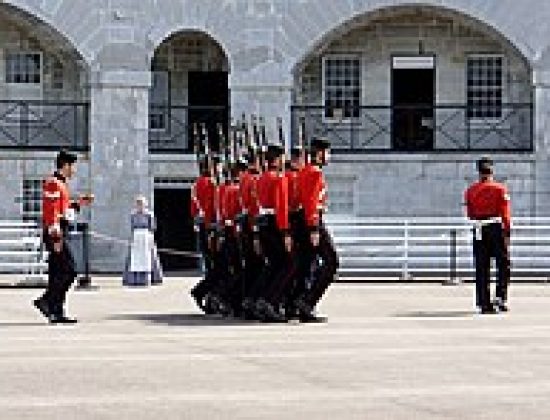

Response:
(323, 56), (361, 120)
(6, 52), (42, 84)
(467, 55), (504, 120)
(21, 178), (43, 224)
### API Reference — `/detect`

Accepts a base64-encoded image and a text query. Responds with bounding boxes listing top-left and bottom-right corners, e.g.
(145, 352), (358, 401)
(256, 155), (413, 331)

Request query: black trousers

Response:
(41, 228), (76, 316)
(289, 209), (311, 302)
(301, 224), (338, 308)
(473, 223), (511, 308)
(251, 216), (295, 305)
(238, 216), (263, 303)
(191, 225), (217, 299)
(217, 227), (242, 307)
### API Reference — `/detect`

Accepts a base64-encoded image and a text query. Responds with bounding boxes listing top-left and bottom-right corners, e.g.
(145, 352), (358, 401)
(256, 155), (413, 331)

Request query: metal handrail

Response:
(148, 104), (229, 153)
(327, 216), (550, 280)
(292, 103), (533, 152)
(0, 100), (89, 151)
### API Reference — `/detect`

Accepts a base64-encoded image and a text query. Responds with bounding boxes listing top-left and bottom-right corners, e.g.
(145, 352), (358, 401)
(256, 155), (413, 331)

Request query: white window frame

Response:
(322, 54), (362, 124)
(20, 178), (43, 224)
(466, 53), (507, 125)
(5, 51), (43, 85)
(3, 51), (44, 124)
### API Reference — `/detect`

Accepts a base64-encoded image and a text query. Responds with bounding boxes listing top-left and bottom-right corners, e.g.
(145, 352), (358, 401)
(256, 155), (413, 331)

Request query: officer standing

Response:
(33, 150), (94, 324)
(295, 137), (338, 321)
(465, 157), (511, 314)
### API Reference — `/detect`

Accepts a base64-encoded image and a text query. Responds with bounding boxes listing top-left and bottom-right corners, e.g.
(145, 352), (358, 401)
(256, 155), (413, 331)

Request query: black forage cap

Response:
(290, 145), (303, 158)
(310, 136), (331, 150)
(477, 156), (494, 173)
(57, 149), (77, 164)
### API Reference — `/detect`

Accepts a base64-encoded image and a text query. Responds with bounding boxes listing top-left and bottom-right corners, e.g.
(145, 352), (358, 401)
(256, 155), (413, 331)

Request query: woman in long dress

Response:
(122, 196), (163, 286)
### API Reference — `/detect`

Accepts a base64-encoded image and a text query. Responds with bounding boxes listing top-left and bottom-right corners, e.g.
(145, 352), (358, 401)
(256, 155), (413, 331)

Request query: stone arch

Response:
(291, 2), (534, 75)
(1, 1), (92, 68)
(291, 3), (533, 152)
(148, 29), (230, 153)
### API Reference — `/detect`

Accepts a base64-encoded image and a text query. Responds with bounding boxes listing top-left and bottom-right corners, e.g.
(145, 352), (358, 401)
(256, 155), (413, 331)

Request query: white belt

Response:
(259, 208), (275, 216)
(473, 217), (502, 240)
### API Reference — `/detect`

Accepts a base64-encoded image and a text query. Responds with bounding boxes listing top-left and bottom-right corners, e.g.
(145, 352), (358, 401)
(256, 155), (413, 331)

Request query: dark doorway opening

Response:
(188, 71), (229, 153)
(154, 188), (196, 272)
(392, 63), (435, 151)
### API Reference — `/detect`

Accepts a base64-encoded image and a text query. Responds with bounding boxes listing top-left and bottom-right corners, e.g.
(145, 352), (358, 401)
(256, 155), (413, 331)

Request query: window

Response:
(467, 55), (504, 120)
(6, 52), (42, 84)
(323, 56), (361, 120)
(149, 71), (169, 131)
(21, 179), (42, 224)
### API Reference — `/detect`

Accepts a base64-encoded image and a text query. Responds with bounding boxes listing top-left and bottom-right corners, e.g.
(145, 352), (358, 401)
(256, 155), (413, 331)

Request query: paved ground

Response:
(1, 279), (550, 419)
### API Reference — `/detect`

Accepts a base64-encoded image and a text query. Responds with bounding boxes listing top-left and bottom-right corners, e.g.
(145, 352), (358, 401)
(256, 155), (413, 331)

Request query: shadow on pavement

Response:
(107, 313), (256, 327)
(0, 322), (48, 327)
(394, 310), (476, 318)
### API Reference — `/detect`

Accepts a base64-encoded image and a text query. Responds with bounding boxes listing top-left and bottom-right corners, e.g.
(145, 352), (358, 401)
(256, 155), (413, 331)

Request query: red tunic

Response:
(464, 180), (511, 232)
(42, 173), (75, 228)
(216, 183), (229, 226)
(257, 170), (289, 231)
(190, 175), (216, 226)
(285, 169), (301, 212)
(298, 164), (327, 229)
(240, 170), (260, 219)
(221, 183), (242, 226)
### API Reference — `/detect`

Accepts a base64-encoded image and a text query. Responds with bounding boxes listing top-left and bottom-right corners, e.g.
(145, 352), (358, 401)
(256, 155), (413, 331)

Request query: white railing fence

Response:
(0, 220), (47, 285)
(327, 216), (550, 282)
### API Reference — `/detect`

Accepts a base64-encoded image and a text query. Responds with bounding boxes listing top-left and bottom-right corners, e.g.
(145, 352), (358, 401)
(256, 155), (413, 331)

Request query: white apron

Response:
(130, 228), (153, 272)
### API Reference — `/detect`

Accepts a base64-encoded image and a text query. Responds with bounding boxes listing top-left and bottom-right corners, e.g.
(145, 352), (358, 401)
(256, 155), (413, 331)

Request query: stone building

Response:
(0, 0), (548, 271)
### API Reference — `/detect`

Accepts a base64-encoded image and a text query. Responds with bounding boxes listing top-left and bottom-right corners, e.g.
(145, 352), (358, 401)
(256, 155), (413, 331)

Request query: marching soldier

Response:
(217, 164), (244, 314)
(465, 157), (511, 314)
(252, 144), (295, 322)
(33, 150), (94, 324)
(240, 149), (264, 318)
(294, 137), (338, 321)
(285, 146), (308, 311)
(190, 156), (217, 311)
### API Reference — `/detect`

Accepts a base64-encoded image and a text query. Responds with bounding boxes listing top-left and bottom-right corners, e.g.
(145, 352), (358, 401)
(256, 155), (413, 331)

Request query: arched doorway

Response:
(149, 30), (230, 272)
(149, 30), (230, 154)
(292, 5), (533, 154)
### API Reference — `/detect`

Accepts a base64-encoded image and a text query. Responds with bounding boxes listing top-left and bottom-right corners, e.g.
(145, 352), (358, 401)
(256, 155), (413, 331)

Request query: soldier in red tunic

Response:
(190, 156), (218, 310)
(465, 157), (511, 314)
(219, 163), (247, 312)
(240, 149), (265, 318)
(294, 137), (338, 321)
(285, 146), (308, 312)
(33, 150), (93, 324)
(248, 144), (294, 322)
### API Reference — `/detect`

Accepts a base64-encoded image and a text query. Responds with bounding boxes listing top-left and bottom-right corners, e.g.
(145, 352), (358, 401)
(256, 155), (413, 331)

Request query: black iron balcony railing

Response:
(149, 104), (229, 153)
(291, 104), (533, 153)
(0, 100), (89, 151)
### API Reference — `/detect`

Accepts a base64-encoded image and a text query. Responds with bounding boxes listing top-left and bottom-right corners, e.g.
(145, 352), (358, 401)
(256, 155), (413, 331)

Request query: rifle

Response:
(277, 117), (285, 175)
(259, 116), (268, 172)
(298, 115), (307, 165)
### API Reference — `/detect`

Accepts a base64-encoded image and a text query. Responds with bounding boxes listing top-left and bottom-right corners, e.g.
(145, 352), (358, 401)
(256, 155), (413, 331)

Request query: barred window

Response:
(323, 56), (361, 120)
(21, 179), (42, 224)
(6, 52), (41, 84)
(467, 55), (503, 119)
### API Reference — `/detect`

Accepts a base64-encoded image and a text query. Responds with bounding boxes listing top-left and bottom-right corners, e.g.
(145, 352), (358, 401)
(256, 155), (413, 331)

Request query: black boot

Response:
(33, 298), (50, 320)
